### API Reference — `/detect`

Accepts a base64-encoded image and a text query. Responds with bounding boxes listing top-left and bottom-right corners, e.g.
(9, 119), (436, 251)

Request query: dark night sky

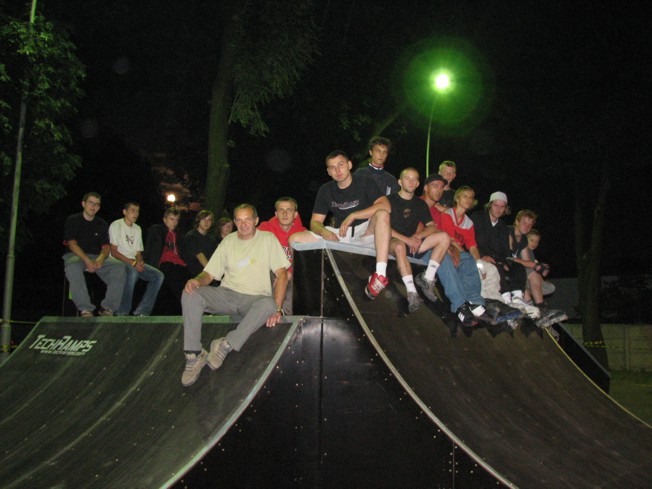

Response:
(3, 0), (651, 321)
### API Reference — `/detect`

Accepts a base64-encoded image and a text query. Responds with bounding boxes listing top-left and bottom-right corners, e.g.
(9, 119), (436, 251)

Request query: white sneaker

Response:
(511, 297), (540, 319)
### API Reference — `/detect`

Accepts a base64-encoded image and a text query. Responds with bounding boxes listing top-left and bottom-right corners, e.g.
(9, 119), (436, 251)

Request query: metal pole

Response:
(425, 99), (435, 177)
(2, 0), (38, 361)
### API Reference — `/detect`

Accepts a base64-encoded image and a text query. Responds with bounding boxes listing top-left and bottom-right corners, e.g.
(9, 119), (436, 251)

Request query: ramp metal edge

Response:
(324, 248), (517, 489)
(163, 316), (303, 488)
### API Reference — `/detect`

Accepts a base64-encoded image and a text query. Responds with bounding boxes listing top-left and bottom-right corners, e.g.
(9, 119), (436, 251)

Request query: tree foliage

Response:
(0, 15), (85, 252)
(204, 0), (319, 215)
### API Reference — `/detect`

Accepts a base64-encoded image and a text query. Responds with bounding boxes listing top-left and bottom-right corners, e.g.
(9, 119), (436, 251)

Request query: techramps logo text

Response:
(28, 334), (97, 357)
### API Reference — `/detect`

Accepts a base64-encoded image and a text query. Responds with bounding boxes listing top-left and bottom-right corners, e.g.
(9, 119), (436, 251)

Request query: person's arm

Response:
(184, 270), (216, 294)
(339, 195), (390, 237)
(195, 252), (209, 268)
(413, 221), (438, 240)
(433, 202), (449, 213)
(110, 243), (145, 272)
(67, 240), (96, 272)
(265, 267), (288, 327)
(514, 248), (536, 268)
(310, 213), (339, 241)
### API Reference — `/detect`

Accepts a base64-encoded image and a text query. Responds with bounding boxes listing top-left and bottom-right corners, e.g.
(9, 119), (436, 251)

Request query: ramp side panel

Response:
(0, 316), (298, 489)
(327, 249), (652, 489)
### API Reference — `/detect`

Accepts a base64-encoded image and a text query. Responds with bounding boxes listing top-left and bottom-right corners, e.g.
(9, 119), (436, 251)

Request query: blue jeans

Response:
(434, 253), (485, 313)
(118, 263), (164, 316)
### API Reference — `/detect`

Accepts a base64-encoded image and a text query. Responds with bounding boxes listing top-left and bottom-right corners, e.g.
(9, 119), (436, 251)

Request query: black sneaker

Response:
(456, 302), (478, 327)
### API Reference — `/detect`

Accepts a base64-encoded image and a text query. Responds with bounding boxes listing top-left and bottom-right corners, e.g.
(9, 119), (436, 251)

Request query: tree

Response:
(205, 0), (318, 216)
(0, 14), (85, 253)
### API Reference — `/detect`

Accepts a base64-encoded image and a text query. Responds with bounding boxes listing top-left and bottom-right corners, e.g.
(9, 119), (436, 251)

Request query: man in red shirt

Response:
(438, 186), (486, 325)
(258, 197), (307, 314)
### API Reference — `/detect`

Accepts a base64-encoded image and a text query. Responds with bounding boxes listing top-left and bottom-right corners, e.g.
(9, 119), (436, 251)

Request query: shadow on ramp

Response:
(0, 315), (299, 488)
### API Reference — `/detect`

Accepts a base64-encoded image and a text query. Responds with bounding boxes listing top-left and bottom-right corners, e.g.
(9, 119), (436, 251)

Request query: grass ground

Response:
(609, 370), (652, 426)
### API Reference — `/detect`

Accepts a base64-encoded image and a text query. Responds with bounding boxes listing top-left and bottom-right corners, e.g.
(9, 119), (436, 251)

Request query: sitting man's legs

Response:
(94, 255), (126, 314)
(117, 264), (139, 315)
(458, 252), (485, 311)
(63, 253), (95, 314)
(133, 264), (164, 316)
(181, 286), (276, 386)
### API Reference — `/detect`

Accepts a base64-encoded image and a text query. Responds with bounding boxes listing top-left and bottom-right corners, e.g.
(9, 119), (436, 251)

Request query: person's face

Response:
(398, 170), (419, 194)
(234, 208), (258, 239)
(123, 205), (140, 224)
(488, 200), (507, 220)
(369, 144), (389, 168)
(82, 196), (101, 219)
(424, 180), (445, 202)
(164, 214), (179, 231)
(439, 166), (456, 185)
(220, 221), (233, 237)
(275, 202), (297, 228)
(198, 215), (213, 233)
(456, 190), (475, 211)
(326, 155), (353, 183)
(527, 234), (540, 250)
(517, 216), (534, 235)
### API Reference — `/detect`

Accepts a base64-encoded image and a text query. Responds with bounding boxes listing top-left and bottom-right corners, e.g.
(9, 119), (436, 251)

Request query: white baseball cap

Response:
(489, 191), (508, 203)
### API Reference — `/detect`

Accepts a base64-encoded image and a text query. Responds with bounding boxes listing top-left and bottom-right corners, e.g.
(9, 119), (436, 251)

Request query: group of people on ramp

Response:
(62, 136), (566, 387)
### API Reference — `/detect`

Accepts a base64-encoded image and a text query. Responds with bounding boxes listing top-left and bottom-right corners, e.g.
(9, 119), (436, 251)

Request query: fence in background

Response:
(564, 324), (652, 371)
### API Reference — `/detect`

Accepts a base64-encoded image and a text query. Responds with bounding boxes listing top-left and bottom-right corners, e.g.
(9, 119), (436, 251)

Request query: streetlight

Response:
(166, 193), (177, 206)
(425, 70), (452, 176)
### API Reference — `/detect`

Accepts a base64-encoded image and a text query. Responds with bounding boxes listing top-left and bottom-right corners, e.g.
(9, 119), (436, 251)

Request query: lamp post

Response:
(425, 71), (451, 176)
(2, 0), (38, 361)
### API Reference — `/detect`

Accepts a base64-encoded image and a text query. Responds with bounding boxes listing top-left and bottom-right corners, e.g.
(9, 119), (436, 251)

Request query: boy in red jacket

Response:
(258, 197), (307, 313)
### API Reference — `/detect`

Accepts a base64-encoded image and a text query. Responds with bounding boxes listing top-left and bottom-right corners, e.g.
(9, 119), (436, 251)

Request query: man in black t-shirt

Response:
(387, 168), (452, 312)
(62, 192), (126, 316)
(354, 136), (400, 196)
(290, 150), (392, 300)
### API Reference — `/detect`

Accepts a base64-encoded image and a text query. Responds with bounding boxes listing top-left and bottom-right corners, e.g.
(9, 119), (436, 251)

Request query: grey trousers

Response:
(182, 286), (277, 352)
(63, 253), (126, 313)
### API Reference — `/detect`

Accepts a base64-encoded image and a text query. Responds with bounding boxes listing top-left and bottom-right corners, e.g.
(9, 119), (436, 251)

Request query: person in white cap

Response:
(471, 191), (523, 292)
(471, 192), (530, 322)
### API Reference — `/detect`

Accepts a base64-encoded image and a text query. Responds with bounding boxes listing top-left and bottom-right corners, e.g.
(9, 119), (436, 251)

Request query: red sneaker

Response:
(364, 273), (389, 299)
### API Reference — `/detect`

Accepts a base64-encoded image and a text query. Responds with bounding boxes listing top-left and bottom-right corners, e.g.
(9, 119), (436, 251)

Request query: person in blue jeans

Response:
(437, 186), (487, 326)
(109, 202), (164, 316)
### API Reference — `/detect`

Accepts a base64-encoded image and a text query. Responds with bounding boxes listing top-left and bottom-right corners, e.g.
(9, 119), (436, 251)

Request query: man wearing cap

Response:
(471, 192), (525, 300)
(420, 173), (448, 228)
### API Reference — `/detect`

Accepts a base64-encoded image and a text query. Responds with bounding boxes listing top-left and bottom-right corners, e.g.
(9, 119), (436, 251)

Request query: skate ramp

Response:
(307, 247), (652, 488)
(0, 315), (299, 488)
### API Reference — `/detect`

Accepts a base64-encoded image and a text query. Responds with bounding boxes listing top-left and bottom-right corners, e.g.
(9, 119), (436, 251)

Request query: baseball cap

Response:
(424, 174), (448, 185)
(489, 191), (508, 203)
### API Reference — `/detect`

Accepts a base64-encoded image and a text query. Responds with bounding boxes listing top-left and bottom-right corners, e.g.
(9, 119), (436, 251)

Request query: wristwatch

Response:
(276, 306), (284, 315)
